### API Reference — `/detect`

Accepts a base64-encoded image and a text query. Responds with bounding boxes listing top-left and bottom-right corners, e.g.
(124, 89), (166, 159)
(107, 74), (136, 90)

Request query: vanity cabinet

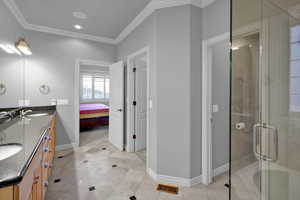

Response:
(0, 114), (57, 200)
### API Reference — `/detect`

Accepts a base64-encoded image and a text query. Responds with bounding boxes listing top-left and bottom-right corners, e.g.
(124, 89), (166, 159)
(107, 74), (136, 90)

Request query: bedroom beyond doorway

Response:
(76, 60), (111, 147)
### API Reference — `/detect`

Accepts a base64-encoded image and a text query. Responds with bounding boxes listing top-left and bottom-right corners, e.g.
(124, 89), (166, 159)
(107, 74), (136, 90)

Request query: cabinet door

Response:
(31, 181), (37, 200)
(27, 192), (33, 200)
(0, 187), (13, 200)
(32, 163), (42, 200)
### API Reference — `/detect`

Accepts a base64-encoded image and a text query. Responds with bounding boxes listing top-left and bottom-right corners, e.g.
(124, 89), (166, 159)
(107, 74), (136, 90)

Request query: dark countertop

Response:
(0, 109), (55, 188)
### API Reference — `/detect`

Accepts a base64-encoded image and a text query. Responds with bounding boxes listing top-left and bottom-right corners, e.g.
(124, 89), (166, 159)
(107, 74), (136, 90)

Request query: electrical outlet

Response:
(18, 99), (30, 107)
(50, 99), (57, 105)
(57, 99), (69, 105)
(24, 100), (30, 106)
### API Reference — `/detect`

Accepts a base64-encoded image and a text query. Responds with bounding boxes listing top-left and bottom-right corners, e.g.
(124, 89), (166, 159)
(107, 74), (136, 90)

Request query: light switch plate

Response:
(149, 100), (153, 109)
(212, 104), (219, 113)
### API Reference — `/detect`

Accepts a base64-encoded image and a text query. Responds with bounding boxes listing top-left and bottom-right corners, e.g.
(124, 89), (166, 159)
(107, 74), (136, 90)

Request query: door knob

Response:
(117, 109), (123, 112)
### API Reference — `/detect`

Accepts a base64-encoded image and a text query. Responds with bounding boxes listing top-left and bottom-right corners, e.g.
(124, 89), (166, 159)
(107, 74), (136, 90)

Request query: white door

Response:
(135, 66), (147, 151)
(109, 61), (124, 150)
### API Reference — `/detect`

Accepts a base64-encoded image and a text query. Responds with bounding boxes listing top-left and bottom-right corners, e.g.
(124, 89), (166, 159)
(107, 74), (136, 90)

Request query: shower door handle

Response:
(253, 123), (278, 162)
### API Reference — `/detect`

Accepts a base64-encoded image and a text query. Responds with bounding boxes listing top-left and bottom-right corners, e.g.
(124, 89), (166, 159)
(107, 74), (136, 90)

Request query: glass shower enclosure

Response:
(230, 0), (300, 199)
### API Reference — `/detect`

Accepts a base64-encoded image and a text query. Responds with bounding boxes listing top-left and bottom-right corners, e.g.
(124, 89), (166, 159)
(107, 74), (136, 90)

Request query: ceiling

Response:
(14, 0), (151, 39)
(266, 0), (300, 21)
(5, 0), (216, 44)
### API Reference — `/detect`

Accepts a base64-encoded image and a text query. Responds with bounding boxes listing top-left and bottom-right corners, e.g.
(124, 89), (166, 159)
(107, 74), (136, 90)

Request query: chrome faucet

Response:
(20, 109), (33, 117)
(0, 111), (12, 119)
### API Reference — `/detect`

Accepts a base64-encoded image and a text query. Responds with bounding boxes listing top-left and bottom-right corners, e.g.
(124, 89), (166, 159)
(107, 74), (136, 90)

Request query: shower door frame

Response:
(202, 22), (260, 185)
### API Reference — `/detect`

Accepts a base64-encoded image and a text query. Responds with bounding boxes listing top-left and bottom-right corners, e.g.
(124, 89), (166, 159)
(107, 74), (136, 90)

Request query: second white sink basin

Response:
(0, 143), (23, 161)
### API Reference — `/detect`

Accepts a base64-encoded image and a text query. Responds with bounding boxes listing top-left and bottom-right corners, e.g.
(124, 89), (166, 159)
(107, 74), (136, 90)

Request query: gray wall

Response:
(155, 5), (192, 178)
(0, 2), (25, 108)
(202, 0), (230, 40)
(190, 5), (202, 178)
(22, 31), (116, 146)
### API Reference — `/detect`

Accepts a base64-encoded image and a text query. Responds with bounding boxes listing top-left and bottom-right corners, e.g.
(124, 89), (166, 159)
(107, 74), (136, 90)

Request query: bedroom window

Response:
(81, 73), (110, 101)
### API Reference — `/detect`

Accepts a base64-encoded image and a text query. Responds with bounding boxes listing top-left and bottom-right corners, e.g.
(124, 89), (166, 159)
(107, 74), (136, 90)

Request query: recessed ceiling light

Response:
(74, 25), (82, 30)
(73, 11), (87, 19)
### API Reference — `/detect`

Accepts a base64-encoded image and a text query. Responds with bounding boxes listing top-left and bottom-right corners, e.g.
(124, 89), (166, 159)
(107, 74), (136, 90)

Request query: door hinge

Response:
(133, 134), (136, 139)
(133, 67), (136, 72)
(133, 101), (137, 106)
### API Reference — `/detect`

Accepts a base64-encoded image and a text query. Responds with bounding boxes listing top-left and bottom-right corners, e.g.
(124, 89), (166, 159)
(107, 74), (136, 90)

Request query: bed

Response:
(80, 104), (109, 131)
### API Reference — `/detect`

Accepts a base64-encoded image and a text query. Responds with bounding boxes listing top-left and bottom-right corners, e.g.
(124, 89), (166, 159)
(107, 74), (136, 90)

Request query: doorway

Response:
(127, 47), (150, 168)
(74, 59), (111, 147)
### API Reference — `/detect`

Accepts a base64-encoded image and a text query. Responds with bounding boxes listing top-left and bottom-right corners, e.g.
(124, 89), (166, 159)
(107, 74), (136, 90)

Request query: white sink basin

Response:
(0, 144), (23, 161)
(26, 113), (49, 117)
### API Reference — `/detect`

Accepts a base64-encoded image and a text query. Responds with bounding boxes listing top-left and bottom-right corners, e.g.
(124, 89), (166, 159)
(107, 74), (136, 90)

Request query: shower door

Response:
(231, 0), (300, 200)
(259, 0), (300, 199)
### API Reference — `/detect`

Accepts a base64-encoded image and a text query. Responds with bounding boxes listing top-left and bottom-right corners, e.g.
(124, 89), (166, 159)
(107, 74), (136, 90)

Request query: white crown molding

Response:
(26, 23), (117, 44)
(3, 0), (117, 44)
(115, 0), (216, 43)
(3, 0), (27, 27)
(4, 0), (215, 45)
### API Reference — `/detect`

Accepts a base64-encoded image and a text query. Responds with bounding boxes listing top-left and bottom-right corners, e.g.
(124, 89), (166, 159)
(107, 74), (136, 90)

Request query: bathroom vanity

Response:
(0, 107), (56, 200)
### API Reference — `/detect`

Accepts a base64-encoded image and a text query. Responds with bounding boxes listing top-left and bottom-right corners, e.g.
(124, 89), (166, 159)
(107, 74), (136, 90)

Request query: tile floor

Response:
(135, 149), (146, 164)
(46, 127), (230, 200)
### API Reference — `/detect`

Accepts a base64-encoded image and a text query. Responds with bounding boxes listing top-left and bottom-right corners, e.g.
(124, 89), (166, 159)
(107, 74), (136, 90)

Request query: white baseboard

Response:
(147, 168), (202, 187)
(190, 175), (203, 186)
(147, 168), (157, 180)
(56, 143), (78, 151)
(156, 174), (192, 187)
(213, 163), (229, 177)
(146, 164), (229, 187)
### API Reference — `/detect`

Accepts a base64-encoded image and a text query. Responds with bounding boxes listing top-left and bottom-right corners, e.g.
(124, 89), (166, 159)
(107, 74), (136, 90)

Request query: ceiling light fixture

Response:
(74, 25), (82, 30)
(15, 38), (32, 55)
